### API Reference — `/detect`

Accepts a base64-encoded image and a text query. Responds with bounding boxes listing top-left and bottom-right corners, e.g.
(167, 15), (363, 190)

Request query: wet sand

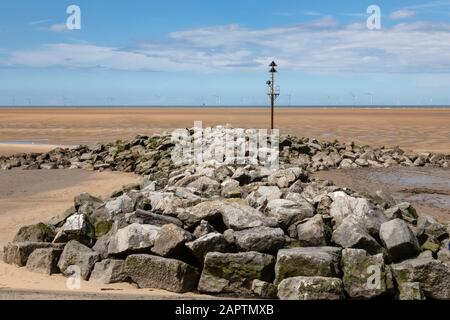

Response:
(315, 167), (450, 222)
(0, 143), (67, 157)
(0, 169), (139, 246)
(0, 108), (449, 155)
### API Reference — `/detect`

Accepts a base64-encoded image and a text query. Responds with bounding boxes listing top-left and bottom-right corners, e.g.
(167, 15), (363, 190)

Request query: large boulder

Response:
(266, 199), (314, 230)
(25, 247), (62, 275)
(294, 215), (330, 247)
(185, 233), (233, 262)
(124, 254), (200, 293)
(246, 186), (282, 208)
(232, 226), (285, 253)
(57, 240), (100, 280)
(329, 192), (387, 236)
(274, 247), (341, 284)
(108, 223), (161, 256)
(220, 179), (242, 198)
(74, 192), (103, 211)
(186, 176), (220, 196)
(268, 167), (307, 188)
(105, 194), (134, 218)
(277, 276), (344, 300)
(332, 217), (382, 255)
(125, 209), (183, 227)
(341, 248), (393, 299)
(379, 219), (420, 262)
(151, 224), (194, 257)
(178, 201), (223, 229)
(3, 242), (61, 267)
(13, 223), (56, 243)
(53, 214), (95, 247)
(284, 193), (315, 215)
(391, 252), (450, 300)
(198, 252), (275, 295)
(220, 202), (276, 231)
(384, 202), (418, 224)
(416, 215), (448, 241)
(90, 259), (129, 284)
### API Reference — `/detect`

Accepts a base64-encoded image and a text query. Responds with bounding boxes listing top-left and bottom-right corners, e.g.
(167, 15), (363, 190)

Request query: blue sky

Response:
(1, 0), (450, 106)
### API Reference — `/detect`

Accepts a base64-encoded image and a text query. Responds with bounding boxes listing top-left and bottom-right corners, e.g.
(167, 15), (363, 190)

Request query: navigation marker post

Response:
(267, 61), (280, 130)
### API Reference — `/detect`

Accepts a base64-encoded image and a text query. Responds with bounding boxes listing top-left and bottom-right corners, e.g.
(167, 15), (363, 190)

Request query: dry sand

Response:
(0, 108), (449, 154)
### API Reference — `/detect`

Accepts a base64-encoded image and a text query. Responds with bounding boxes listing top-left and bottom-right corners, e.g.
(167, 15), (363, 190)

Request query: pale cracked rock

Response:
(105, 194), (134, 217)
(198, 251), (275, 295)
(329, 191), (387, 236)
(268, 167), (307, 188)
(53, 213), (95, 247)
(246, 186), (282, 208)
(108, 223), (161, 256)
(332, 217), (382, 255)
(379, 219), (420, 262)
(277, 276), (345, 300)
(294, 214), (331, 247)
(125, 254), (200, 293)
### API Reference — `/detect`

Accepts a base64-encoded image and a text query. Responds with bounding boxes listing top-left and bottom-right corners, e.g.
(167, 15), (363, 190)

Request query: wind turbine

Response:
(286, 92), (292, 106)
(213, 95), (221, 106)
(349, 92), (357, 106)
(366, 92), (374, 106)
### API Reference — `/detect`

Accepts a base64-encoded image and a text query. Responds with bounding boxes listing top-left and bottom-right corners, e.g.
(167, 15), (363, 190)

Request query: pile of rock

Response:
(1, 128), (449, 174)
(3, 162), (450, 299)
(279, 135), (450, 171)
(0, 134), (175, 175)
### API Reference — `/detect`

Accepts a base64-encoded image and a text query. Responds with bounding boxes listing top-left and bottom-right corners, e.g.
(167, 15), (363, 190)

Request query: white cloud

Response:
(49, 24), (67, 32)
(390, 10), (416, 19)
(29, 19), (52, 26)
(3, 18), (450, 73)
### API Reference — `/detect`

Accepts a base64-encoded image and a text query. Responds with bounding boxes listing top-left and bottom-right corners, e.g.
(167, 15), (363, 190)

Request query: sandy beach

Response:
(0, 108), (449, 155)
